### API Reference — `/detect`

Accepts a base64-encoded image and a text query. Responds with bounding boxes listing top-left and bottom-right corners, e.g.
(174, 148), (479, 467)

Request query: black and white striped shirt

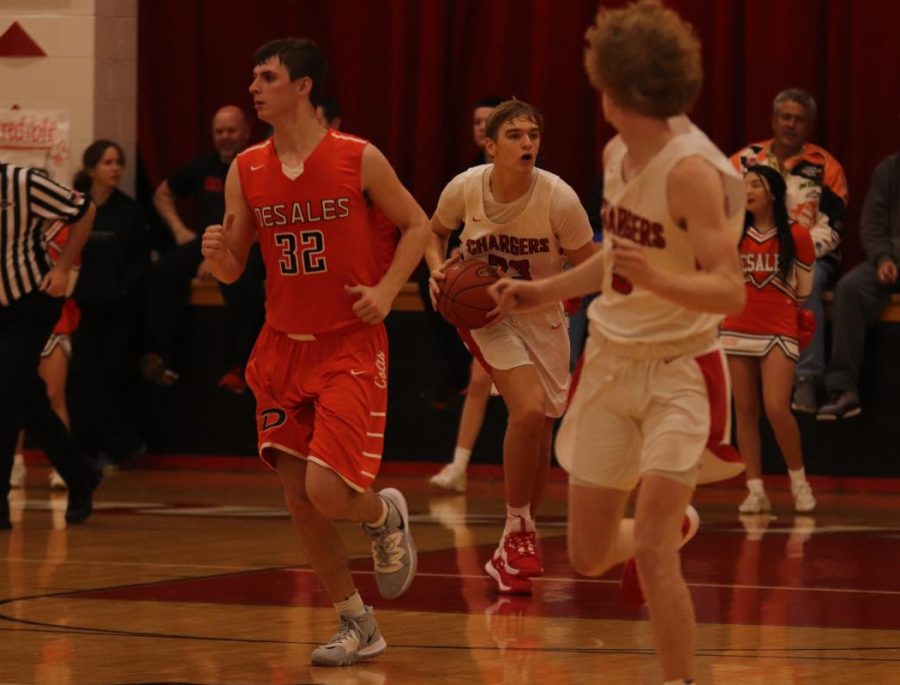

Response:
(0, 163), (88, 306)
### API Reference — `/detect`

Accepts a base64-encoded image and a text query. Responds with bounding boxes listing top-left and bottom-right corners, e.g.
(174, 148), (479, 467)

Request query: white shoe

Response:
(49, 469), (67, 490)
(363, 488), (417, 600)
(429, 463), (466, 493)
(739, 490), (771, 514)
(9, 454), (26, 488)
(310, 606), (386, 667)
(791, 481), (816, 512)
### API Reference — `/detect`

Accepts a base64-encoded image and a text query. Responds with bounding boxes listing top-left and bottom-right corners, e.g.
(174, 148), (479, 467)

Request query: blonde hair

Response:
(584, 0), (702, 118)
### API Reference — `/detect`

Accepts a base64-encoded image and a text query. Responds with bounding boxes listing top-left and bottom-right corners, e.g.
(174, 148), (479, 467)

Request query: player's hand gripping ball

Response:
(436, 260), (500, 329)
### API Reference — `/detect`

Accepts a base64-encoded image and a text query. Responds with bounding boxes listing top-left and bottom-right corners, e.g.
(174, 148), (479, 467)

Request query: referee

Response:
(1, 160), (100, 529)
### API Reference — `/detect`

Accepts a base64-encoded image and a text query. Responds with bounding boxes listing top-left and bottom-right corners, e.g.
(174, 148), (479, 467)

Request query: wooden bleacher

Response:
(823, 291), (900, 322)
(191, 279), (900, 320)
(189, 278), (425, 310)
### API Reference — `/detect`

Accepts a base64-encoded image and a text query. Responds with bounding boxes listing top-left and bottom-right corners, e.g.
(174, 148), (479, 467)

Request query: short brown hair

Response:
(255, 38), (327, 107)
(485, 99), (545, 141)
(583, 0), (702, 118)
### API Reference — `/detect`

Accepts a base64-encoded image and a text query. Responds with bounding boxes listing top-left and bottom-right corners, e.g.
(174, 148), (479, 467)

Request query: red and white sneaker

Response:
(621, 505), (700, 609)
(498, 518), (543, 579)
(485, 552), (533, 595)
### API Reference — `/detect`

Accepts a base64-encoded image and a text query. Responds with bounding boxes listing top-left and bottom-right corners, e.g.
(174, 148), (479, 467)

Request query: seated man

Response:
(817, 152), (900, 420)
(144, 105), (264, 391)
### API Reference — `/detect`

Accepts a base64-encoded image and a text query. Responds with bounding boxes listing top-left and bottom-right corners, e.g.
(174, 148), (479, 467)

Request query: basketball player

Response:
(426, 99), (596, 595)
(491, 2), (746, 682)
(201, 38), (430, 667)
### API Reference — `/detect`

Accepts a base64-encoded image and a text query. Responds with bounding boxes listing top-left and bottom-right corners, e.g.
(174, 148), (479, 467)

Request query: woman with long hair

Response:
(720, 164), (817, 513)
(70, 140), (149, 468)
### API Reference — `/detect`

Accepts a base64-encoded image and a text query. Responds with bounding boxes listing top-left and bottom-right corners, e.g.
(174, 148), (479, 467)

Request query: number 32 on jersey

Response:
(274, 230), (327, 275)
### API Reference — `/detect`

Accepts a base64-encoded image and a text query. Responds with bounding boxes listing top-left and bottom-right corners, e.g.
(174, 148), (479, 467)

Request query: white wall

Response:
(0, 0), (137, 193)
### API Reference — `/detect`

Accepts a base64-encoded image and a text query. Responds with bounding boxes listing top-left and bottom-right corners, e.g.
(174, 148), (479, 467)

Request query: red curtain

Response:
(139, 0), (900, 268)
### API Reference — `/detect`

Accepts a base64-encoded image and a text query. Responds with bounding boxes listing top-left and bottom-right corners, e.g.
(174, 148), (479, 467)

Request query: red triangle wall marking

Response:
(0, 21), (47, 57)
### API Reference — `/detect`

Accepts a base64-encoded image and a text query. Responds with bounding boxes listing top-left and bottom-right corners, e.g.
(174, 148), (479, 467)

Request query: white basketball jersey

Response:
(589, 116), (744, 344)
(457, 166), (581, 280)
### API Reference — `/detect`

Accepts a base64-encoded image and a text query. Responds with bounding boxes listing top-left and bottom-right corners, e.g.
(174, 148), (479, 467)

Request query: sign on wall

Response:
(0, 108), (70, 180)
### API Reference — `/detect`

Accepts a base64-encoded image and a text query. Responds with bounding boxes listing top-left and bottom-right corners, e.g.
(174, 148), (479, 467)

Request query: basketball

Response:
(436, 260), (500, 329)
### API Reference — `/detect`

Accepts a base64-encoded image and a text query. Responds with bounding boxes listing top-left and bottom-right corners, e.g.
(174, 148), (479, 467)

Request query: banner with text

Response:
(0, 109), (70, 180)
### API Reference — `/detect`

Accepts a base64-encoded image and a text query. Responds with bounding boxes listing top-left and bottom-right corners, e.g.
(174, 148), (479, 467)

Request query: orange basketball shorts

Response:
(245, 322), (389, 492)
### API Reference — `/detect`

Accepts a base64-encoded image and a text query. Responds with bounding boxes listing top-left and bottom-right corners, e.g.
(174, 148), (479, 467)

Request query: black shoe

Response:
(65, 470), (102, 525)
(140, 353), (179, 387)
(817, 389), (862, 421)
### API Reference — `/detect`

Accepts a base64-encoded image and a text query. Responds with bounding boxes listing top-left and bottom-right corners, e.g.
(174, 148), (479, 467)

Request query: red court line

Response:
(72, 532), (900, 631)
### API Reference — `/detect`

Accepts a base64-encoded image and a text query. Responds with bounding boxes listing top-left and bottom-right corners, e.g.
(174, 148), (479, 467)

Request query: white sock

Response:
(788, 468), (807, 486)
(505, 504), (534, 534)
(368, 498), (389, 529)
(746, 478), (766, 496)
(452, 447), (471, 468)
(334, 590), (365, 618)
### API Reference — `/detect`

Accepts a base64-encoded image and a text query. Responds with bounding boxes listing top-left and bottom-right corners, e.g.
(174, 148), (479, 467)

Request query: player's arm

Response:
(563, 240), (599, 267)
(424, 215), (464, 308)
(42, 202), (96, 297)
(490, 245), (610, 317)
(425, 215), (454, 273)
(353, 143), (430, 323)
(153, 179), (196, 245)
(202, 161), (256, 284)
(614, 156), (745, 315)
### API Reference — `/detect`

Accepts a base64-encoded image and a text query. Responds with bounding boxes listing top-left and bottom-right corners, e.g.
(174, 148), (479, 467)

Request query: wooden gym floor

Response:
(3, 463), (900, 684)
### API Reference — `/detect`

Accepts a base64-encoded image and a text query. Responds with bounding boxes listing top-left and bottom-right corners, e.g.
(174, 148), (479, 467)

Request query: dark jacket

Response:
(73, 188), (150, 310)
(860, 153), (900, 267)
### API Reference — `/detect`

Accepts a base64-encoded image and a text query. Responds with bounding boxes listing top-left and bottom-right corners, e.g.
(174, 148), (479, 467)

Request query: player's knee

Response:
(468, 369), (493, 397)
(305, 475), (353, 519)
(507, 405), (545, 431)
(633, 540), (679, 587)
(763, 400), (792, 428)
(569, 546), (612, 577)
(282, 486), (315, 519)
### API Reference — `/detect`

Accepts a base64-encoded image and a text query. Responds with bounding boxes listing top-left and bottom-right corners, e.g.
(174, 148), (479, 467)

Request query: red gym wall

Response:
(139, 0), (900, 269)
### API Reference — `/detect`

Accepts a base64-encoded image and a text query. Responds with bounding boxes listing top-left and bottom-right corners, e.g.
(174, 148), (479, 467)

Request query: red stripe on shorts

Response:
(456, 327), (493, 375)
(695, 347), (744, 483)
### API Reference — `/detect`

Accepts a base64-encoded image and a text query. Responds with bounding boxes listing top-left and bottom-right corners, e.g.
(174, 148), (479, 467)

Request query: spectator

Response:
(144, 105), (264, 392)
(720, 165), (817, 513)
(0, 161), (101, 528)
(315, 96), (342, 130)
(731, 88), (848, 413)
(69, 140), (150, 468)
(817, 153), (900, 420)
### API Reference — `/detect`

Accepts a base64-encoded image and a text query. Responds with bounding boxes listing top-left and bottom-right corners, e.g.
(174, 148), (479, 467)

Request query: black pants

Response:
(144, 238), (265, 370)
(70, 302), (145, 461)
(826, 261), (900, 393)
(0, 291), (95, 501)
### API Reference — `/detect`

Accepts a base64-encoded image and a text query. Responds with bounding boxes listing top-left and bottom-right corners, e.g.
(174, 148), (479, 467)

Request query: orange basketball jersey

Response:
(237, 130), (392, 335)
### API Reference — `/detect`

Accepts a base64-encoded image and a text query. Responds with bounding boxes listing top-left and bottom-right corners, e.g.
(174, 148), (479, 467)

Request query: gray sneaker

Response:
(310, 606), (386, 667)
(817, 390), (861, 421)
(791, 376), (818, 413)
(362, 488), (417, 599)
